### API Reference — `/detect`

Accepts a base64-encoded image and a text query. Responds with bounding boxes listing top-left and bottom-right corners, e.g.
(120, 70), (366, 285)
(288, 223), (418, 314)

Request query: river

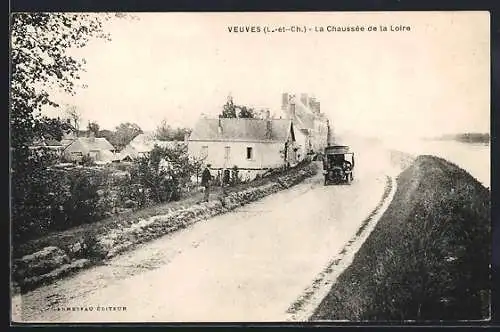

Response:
(382, 138), (490, 188)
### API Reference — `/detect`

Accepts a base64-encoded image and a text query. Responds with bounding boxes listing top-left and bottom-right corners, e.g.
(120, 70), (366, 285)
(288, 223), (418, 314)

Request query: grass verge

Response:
(310, 155), (490, 321)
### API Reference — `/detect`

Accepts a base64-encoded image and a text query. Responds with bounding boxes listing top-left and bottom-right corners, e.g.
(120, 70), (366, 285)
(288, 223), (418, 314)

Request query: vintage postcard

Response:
(10, 11), (490, 323)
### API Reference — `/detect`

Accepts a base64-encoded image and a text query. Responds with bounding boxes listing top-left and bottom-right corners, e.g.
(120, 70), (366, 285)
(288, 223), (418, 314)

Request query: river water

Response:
(382, 138), (490, 188)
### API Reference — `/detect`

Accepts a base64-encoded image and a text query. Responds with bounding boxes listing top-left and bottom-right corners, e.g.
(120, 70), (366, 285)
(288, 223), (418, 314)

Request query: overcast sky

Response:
(43, 11), (490, 139)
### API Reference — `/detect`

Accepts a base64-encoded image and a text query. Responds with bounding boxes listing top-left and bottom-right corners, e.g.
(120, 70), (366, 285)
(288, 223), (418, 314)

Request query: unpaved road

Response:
(13, 141), (394, 323)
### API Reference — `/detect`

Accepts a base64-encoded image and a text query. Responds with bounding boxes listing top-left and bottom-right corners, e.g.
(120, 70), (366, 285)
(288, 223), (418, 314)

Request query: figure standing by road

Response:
(201, 164), (212, 202)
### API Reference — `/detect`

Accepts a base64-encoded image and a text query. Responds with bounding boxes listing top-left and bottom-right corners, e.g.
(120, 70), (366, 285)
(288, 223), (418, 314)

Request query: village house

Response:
(281, 92), (330, 154)
(187, 113), (297, 182)
(30, 137), (65, 152)
(119, 132), (186, 161)
(61, 132), (116, 163)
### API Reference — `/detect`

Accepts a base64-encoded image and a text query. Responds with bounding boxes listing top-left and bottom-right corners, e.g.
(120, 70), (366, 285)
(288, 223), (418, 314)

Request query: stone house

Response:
(187, 115), (297, 182)
(61, 133), (116, 163)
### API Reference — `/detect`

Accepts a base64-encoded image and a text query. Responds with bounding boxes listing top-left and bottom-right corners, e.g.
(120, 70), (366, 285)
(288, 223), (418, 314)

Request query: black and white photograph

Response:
(10, 11), (491, 323)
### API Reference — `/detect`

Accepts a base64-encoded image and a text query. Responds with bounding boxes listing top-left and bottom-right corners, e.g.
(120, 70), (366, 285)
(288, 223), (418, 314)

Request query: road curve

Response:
(13, 143), (393, 323)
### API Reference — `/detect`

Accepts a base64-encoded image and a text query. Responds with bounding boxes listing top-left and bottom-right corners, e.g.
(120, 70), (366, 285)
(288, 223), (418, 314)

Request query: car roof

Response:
(325, 145), (351, 153)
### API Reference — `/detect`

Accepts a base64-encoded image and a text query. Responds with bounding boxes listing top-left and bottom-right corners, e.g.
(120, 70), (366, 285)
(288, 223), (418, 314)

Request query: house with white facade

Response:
(61, 132), (116, 163)
(119, 133), (186, 160)
(187, 115), (297, 181)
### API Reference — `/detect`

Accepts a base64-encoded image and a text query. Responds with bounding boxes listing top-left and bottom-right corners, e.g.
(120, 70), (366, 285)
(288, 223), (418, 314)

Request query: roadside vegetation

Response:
(13, 159), (317, 293)
(311, 155), (490, 321)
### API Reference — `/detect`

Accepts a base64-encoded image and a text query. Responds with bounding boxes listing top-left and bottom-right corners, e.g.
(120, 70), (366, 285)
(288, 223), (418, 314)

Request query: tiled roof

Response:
(119, 134), (186, 159)
(128, 134), (184, 153)
(63, 137), (115, 152)
(188, 118), (292, 142)
(80, 137), (115, 151)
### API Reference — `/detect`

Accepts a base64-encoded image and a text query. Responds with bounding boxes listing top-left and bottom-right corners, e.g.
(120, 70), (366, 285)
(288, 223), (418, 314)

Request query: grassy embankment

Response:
(311, 155), (490, 321)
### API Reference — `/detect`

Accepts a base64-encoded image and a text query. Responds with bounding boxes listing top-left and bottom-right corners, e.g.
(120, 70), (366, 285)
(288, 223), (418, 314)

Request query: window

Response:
(224, 146), (231, 160)
(201, 146), (208, 158)
(246, 147), (253, 160)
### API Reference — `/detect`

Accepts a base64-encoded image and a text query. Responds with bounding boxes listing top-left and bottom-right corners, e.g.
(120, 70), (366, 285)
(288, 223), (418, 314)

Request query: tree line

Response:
(61, 108), (193, 152)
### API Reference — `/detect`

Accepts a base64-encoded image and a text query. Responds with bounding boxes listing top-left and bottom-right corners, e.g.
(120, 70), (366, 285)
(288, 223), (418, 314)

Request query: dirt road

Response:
(13, 142), (392, 323)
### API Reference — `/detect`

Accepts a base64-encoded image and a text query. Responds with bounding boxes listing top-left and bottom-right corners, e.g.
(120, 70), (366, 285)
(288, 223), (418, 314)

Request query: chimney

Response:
(290, 102), (296, 120)
(326, 119), (332, 146)
(266, 118), (272, 139)
(308, 97), (316, 108)
(281, 93), (289, 110)
(218, 118), (223, 135)
(300, 93), (308, 106)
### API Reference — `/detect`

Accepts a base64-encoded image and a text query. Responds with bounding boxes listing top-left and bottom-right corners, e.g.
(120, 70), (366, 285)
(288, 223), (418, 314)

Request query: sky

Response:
(42, 11), (490, 139)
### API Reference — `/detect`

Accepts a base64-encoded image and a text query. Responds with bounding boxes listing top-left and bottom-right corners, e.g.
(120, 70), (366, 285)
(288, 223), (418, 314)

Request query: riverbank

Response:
(12, 162), (319, 294)
(310, 155), (490, 321)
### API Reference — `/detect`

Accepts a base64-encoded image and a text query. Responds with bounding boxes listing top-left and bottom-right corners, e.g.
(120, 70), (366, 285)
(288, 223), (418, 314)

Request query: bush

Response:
(121, 145), (203, 207)
(62, 168), (111, 227)
(11, 149), (114, 243)
(12, 150), (69, 242)
(80, 154), (94, 166)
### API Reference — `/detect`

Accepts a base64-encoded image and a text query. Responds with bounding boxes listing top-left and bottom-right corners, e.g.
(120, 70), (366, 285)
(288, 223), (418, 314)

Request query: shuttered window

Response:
(246, 147), (253, 160)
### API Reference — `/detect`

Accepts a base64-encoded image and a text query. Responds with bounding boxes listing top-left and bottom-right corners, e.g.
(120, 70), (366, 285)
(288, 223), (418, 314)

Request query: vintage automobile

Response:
(323, 145), (355, 185)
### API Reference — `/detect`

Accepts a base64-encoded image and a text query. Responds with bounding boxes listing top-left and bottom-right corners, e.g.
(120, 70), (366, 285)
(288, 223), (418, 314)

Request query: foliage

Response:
(87, 121), (100, 136)
(80, 154), (95, 166)
(108, 122), (143, 151)
(64, 168), (112, 226)
(64, 105), (82, 133)
(11, 13), (110, 155)
(12, 150), (68, 241)
(237, 105), (256, 119)
(33, 116), (73, 141)
(11, 13), (112, 242)
(12, 155), (111, 242)
(219, 95), (258, 119)
(220, 95), (237, 118)
(123, 145), (204, 207)
(154, 119), (192, 141)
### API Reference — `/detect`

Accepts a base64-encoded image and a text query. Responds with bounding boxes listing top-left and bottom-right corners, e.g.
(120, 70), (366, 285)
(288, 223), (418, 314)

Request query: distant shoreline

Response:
(425, 133), (490, 144)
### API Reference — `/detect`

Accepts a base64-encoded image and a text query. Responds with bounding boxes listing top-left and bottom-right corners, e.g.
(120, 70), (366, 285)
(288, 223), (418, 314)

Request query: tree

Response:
(98, 129), (115, 142)
(11, 14), (110, 153)
(129, 145), (201, 204)
(65, 105), (82, 133)
(220, 95), (237, 118)
(87, 121), (100, 136)
(155, 120), (174, 141)
(112, 122), (143, 150)
(33, 116), (73, 141)
(219, 95), (259, 119)
(155, 119), (192, 141)
(238, 105), (256, 119)
(10, 13), (117, 241)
